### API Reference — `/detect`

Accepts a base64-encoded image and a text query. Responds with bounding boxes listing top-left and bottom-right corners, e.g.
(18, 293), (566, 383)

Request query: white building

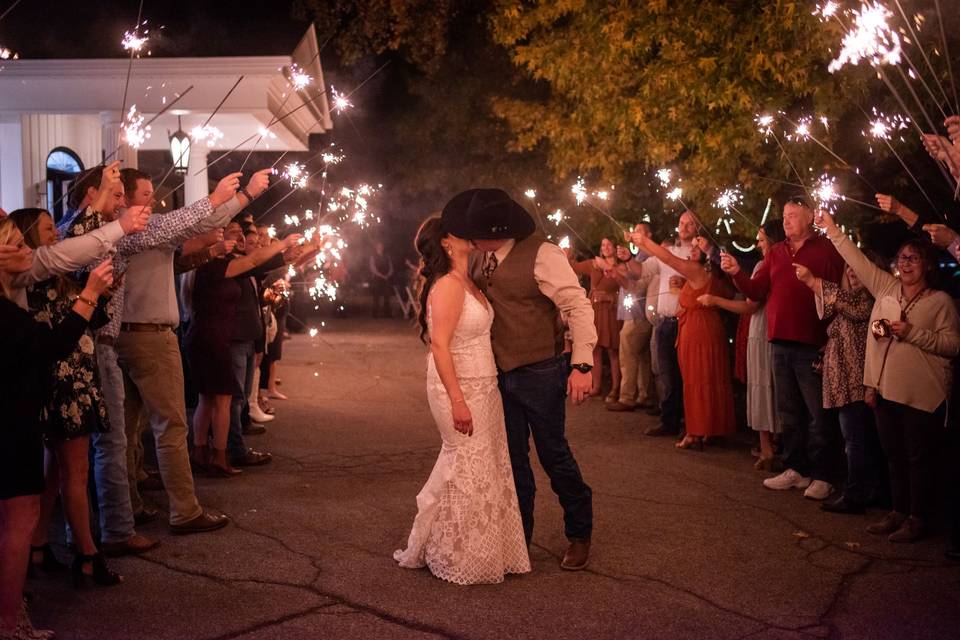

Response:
(0, 27), (331, 218)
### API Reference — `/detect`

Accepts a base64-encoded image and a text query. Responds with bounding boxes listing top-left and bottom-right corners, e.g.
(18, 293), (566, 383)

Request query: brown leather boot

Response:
(561, 539), (591, 571)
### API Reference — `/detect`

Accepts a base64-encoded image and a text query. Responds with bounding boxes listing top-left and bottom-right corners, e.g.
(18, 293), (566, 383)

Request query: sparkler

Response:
(623, 294), (635, 310)
(121, 27), (148, 54)
(121, 105), (151, 149)
(813, 1), (839, 20)
(117, 1), (145, 150)
(524, 189), (536, 199)
(547, 209), (565, 225)
(666, 187), (684, 202)
(282, 162), (308, 189)
(190, 124), (224, 148)
(754, 114), (775, 140)
(571, 177), (587, 205)
(812, 174), (841, 211)
(329, 86), (353, 114)
(558, 236), (571, 250)
(288, 63), (312, 91)
(656, 168), (672, 187)
(827, 2), (902, 72)
(863, 107), (940, 214)
(0, 46), (17, 60)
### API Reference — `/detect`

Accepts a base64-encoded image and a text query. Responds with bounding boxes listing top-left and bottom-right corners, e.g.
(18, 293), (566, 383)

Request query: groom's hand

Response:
(567, 370), (592, 405)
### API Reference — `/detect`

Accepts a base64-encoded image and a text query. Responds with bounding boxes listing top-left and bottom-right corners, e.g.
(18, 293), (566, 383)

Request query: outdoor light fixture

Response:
(169, 115), (190, 174)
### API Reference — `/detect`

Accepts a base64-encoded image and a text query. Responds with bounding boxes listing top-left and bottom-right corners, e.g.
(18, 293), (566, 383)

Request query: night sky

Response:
(2, 0), (311, 58)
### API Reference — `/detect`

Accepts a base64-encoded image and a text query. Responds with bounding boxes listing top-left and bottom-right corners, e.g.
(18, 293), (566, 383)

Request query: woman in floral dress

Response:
(11, 207), (122, 586)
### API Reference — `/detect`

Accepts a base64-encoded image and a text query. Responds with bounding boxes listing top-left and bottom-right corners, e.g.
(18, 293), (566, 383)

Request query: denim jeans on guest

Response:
(772, 342), (832, 481)
(227, 341), (256, 459)
(655, 317), (682, 434)
(498, 355), (593, 543)
(93, 343), (136, 543)
(837, 401), (872, 503)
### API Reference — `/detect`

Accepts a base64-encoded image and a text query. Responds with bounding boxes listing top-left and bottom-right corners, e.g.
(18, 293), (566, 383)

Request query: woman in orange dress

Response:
(631, 231), (736, 449)
(572, 237), (623, 400)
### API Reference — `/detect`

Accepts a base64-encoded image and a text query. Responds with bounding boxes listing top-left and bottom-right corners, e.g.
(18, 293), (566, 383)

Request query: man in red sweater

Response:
(720, 196), (845, 499)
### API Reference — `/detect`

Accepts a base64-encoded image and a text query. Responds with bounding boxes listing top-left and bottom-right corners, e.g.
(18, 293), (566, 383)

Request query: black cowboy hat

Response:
(440, 188), (536, 240)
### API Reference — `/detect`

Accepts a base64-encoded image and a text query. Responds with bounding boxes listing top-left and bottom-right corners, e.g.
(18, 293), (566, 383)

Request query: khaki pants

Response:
(116, 329), (203, 525)
(618, 318), (654, 405)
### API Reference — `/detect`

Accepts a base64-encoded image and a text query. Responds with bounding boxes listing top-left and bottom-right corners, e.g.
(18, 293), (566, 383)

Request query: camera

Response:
(871, 318), (893, 340)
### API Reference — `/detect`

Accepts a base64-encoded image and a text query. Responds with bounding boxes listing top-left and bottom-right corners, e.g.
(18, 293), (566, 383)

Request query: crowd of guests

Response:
(0, 162), (319, 639)
(564, 114), (960, 564)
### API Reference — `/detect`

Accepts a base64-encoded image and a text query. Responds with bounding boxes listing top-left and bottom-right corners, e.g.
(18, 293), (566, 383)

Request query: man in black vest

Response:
(442, 188), (597, 570)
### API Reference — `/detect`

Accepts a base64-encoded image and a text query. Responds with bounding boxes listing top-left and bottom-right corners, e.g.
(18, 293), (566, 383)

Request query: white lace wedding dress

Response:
(394, 293), (531, 584)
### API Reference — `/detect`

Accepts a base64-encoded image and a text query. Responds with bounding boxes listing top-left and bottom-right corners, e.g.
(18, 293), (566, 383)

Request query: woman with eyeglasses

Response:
(817, 209), (960, 543)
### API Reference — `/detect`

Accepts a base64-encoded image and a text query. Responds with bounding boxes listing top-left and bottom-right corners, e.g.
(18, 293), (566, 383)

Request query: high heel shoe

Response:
(28, 544), (66, 577)
(71, 552), (122, 588)
(675, 435), (703, 451)
(207, 449), (242, 477)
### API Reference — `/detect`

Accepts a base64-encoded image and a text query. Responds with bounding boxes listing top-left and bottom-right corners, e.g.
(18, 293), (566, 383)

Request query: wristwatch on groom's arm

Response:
(571, 363), (593, 374)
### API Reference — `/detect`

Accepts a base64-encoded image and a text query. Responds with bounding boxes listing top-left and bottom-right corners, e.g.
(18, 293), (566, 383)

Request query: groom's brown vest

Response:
(473, 233), (564, 372)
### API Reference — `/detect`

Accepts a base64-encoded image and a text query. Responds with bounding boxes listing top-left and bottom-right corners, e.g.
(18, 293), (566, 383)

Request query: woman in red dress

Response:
(572, 238), (623, 400)
(631, 231), (736, 449)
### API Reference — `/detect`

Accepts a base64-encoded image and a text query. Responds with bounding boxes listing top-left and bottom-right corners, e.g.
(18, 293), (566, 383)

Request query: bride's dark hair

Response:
(414, 215), (451, 343)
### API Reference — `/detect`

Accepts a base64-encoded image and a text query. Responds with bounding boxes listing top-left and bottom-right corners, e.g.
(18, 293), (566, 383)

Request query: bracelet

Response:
(75, 295), (98, 309)
(239, 187), (255, 201)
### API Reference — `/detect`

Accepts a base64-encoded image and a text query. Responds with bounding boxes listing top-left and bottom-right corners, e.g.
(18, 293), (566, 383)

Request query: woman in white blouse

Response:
(817, 208), (960, 543)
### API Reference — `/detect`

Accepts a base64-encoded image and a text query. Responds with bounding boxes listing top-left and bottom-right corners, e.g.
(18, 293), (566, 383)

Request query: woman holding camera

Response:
(817, 209), (960, 542)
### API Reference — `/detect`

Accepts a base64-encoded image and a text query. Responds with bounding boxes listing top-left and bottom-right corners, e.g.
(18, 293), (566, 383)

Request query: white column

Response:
(100, 112), (138, 170)
(184, 142), (209, 205)
(0, 116), (24, 212)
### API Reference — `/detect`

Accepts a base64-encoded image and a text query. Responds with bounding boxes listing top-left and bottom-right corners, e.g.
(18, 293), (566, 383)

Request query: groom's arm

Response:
(533, 242), (597, 366)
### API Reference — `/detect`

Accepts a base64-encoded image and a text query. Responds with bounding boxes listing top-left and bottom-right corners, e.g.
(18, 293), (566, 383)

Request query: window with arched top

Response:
(46, 147), (84, 223)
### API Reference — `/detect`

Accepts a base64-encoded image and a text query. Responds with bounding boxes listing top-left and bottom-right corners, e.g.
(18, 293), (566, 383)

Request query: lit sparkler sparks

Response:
(524, 189), (537, 199)
(122, 105), (151, 149)
(571, 177), (587, 205)
(656, 168), (672, 187)
(623, 294), (635, 310)
(558, 236), (571, 250)
(266, 225), (277, 239)
(789, 116), (813, 142)
(714, 187), (743, 214)
(828, 2), (902, 72)
(813, 174), (841, 210)
(121, 20), (160, 56)
(547, 209), (565, 225)
(755, 114), (776, 140)
(330, 87), (353, 114)
(283, 162), (308, 189)
(283, 214), (301, 227)
(190, 125), (224, 148)
(308, 328), (319, 338)
(866, 108), (910, 140)
(289, 64), (312, 91)
(321, 151), (343, 165)
(666, 187), (684, 202)
(0, 47), (18, 60)
(813, 1), (839, 20)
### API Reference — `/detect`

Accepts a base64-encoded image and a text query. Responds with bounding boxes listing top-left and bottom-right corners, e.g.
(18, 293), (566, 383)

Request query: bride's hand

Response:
(451, 399), (473, 436)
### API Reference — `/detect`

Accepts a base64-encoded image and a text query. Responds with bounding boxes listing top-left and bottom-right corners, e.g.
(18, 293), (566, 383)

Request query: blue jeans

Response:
(227, 341), (255, 459)
(655, 318), (682, 433)
(499, 355), (592, 542)
(93, 343), (136, 543)
(837, 401), (873, 503)
(772, 342), (832, 481)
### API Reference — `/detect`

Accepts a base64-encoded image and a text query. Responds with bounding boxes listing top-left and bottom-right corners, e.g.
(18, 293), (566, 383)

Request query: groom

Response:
(441, 188), (597, 570)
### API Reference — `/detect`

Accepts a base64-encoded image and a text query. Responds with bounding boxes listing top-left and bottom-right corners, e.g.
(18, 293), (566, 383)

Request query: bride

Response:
(393, 215), (530, 585)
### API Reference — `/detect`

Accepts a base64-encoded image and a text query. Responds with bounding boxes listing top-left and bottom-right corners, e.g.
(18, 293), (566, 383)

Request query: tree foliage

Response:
(489, 1), (880, 221)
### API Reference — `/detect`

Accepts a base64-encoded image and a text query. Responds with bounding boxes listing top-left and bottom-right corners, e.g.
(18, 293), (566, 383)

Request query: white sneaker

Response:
(803, 480), (834, 501)
(762, 469), (812, 491)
